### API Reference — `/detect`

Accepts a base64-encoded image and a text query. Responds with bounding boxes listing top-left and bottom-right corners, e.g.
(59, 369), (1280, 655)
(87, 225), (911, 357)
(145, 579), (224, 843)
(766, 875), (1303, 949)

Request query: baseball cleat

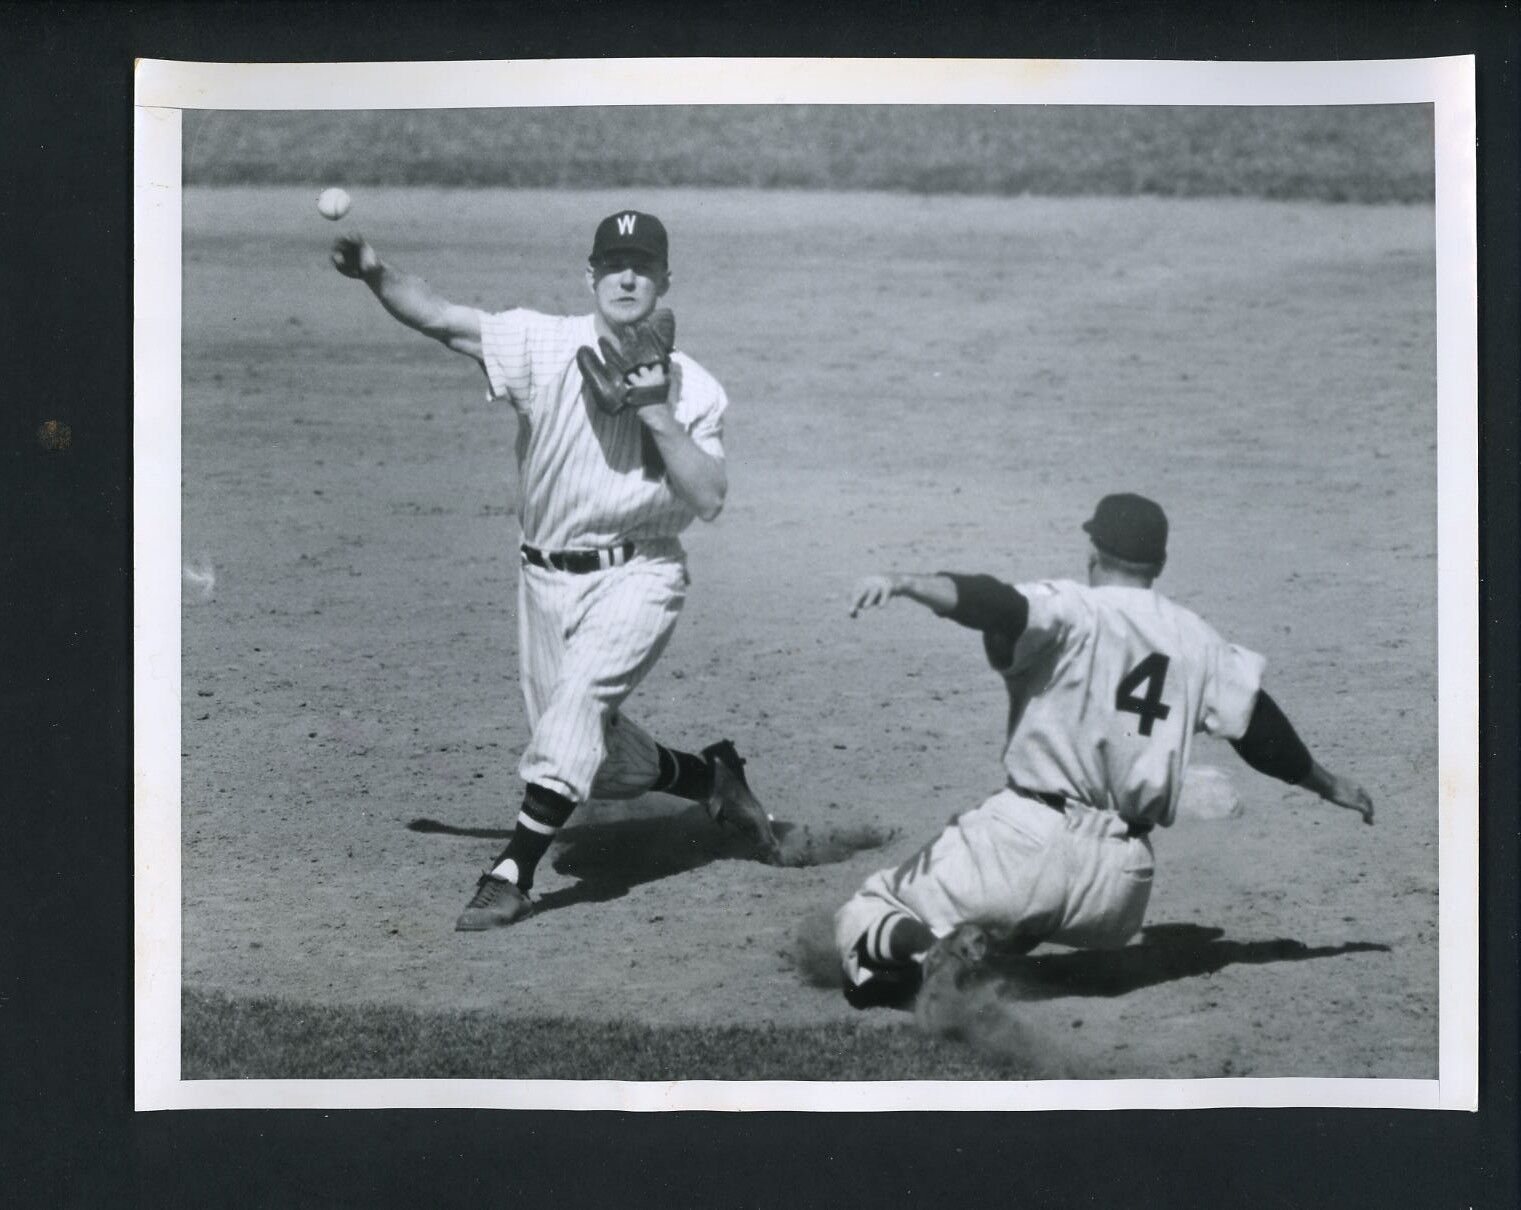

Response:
(702, 739), (783, 865)
(454, 873), (536, 931)
(919, 923), (991, 986)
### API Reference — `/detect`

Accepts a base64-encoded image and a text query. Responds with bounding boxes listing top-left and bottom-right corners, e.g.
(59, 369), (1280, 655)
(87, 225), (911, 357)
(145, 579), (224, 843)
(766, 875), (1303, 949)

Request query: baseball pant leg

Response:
(835, 788), (1070, 985)
(1045, 804), (1155, 949)
(589, 713), (664, 800)
(519, 557), (686, 802)
(518, 561), (570, 730)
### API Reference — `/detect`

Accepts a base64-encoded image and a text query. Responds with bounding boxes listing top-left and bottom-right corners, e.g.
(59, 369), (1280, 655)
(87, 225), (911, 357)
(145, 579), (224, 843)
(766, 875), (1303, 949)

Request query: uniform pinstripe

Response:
(332, 214), (770, 927)
(515, 545), (685, 804)
(479, 308), (727, 805)
(479, 310), (725, 551)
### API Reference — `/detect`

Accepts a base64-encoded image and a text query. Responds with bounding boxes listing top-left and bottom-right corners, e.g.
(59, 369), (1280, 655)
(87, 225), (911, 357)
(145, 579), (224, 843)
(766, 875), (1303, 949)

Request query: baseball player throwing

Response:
(332, 209), (782, 931)
(835, 492), (1374, 1002)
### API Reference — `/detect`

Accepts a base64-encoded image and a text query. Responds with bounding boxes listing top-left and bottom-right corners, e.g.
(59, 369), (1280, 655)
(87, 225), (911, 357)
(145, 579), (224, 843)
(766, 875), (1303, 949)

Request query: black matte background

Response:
(0, 2), (1515, 1206)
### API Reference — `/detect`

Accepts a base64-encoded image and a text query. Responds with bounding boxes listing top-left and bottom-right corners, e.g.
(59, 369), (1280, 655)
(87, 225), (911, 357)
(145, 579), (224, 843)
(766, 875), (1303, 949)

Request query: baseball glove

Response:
(577, 308), (676, 415)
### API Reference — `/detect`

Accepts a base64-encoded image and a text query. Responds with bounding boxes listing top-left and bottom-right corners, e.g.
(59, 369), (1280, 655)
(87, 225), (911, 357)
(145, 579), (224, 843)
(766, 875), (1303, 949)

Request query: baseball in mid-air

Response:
(316, 187), (352, 221)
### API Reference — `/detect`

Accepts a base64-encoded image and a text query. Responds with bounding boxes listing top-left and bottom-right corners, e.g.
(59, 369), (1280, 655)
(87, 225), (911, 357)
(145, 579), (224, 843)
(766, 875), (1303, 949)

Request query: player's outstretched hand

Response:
(1325, 776), (1375, 825)
(331, 232), (379, 280)
(848, 574), (898, 618)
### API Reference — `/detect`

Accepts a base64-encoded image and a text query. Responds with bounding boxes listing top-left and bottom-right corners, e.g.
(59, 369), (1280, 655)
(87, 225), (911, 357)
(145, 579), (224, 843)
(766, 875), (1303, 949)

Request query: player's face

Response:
(587, 254), (670, 328)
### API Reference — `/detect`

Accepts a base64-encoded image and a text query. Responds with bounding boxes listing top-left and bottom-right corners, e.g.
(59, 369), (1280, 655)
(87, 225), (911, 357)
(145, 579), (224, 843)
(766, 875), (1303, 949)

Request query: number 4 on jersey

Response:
(1116, 652), (1171, 736)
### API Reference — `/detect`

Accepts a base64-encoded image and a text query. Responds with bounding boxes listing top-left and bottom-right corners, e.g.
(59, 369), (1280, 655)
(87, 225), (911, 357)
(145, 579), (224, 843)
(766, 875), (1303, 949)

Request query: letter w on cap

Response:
(616, 213), (637, 235)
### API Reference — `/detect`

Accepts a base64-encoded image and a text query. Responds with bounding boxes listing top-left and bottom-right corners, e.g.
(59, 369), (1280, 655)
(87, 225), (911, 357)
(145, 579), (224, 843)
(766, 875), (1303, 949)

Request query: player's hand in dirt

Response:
(331, 233), (379, 280)
(848, 574), (899, 617)
(1323, 776), (1375, 825)
(1300, 761), (1375, 825)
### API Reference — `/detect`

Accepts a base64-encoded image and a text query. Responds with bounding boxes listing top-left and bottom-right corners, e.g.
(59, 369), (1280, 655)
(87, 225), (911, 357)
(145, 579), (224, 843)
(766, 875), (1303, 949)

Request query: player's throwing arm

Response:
(330, 210), (782, 936)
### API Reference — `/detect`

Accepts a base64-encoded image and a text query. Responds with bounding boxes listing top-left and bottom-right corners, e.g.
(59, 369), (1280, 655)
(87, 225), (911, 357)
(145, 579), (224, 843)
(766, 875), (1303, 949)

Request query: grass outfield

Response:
(182, 988), (1035, 1081)
(184, 105), (1433, 202)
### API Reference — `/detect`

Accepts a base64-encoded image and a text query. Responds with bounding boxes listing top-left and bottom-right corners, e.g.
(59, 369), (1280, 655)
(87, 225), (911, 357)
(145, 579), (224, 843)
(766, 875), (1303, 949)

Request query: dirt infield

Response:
(180, 186), (1436, 1078)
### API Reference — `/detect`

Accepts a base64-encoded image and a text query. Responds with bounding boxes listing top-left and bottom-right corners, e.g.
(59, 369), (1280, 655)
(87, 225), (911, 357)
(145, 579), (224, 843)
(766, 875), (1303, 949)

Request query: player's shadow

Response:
(407, 802), (770, 915)
(854, 923), (1391, 1013)
(539, 807), (770, 914)
(984, 922), (1391, 1002)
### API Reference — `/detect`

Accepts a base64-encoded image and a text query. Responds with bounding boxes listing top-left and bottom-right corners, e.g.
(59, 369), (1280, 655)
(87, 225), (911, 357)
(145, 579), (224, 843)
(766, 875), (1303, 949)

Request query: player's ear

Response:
(585, 264), (597, 295)
(656, 266), (672, 297)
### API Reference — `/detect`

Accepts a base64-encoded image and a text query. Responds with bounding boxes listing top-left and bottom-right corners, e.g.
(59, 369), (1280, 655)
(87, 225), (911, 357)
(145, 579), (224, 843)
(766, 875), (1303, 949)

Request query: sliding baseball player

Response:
(836, 492), (1374, 1002)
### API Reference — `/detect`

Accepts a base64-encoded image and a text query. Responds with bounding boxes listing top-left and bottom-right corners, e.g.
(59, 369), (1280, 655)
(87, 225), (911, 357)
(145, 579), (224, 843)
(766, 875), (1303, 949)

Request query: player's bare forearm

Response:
(1230, 692), (1374, 825)
(637, 407), (726, 521)
(847, 573), (958, 618)
(331, 234), (482, 360)
(365, 264), (483, 360)
(1299, 760), (1376, 825)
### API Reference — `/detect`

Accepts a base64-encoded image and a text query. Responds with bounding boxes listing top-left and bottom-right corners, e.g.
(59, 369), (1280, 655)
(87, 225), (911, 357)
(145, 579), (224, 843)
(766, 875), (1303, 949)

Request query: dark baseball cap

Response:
(1082, 493), (1169, 565)
(590, 210), (669, 264)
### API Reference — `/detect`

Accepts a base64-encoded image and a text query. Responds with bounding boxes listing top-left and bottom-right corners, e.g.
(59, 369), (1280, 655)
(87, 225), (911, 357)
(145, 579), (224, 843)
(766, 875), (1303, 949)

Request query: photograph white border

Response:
(134, 55), (1477, 1113)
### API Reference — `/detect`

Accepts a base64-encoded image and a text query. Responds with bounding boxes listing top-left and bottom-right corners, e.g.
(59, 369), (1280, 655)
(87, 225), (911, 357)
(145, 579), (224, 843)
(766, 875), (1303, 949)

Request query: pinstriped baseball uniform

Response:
(479, 308), (727, 805)
(480, 310), (725, 550)
(837, 579), (1264, 989)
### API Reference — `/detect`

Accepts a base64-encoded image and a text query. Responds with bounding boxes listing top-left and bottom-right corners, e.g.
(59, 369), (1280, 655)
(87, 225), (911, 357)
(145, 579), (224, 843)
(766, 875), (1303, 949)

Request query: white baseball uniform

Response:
(478, 307), (727, 806)
(837, 579), (1265, 988)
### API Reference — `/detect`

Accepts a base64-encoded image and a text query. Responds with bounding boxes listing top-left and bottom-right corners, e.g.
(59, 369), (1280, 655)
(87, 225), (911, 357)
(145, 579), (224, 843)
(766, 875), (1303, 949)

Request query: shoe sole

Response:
(952, 928), (989, 964)
(455, 908), (534, 932)
(706, 746), (783, 863)
(454, 888), (535, 932)
(718, 782), (783, 864)
(921, 927), (990, 982)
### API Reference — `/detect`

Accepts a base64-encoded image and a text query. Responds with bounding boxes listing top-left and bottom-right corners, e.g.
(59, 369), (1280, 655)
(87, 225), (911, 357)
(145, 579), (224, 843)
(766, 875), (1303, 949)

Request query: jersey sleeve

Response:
(983, 631), (1017, 672)
(1197, 629), (1267, 740)
(680, 361), (727, 459)
(478, 308), (537, 408)
(991, 580), (1084, 674)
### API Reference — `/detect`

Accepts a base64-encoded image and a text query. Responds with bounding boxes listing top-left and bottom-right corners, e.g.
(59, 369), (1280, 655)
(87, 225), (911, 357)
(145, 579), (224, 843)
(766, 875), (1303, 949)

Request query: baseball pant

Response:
(516, 542), (687, 804)
(835, 788), (1155, 988)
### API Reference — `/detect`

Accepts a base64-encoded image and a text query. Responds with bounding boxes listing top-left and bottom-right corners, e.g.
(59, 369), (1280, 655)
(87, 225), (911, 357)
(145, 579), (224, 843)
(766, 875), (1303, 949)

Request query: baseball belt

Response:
(520, 542), (636, 574)
(1009, 781), (1154, 838)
